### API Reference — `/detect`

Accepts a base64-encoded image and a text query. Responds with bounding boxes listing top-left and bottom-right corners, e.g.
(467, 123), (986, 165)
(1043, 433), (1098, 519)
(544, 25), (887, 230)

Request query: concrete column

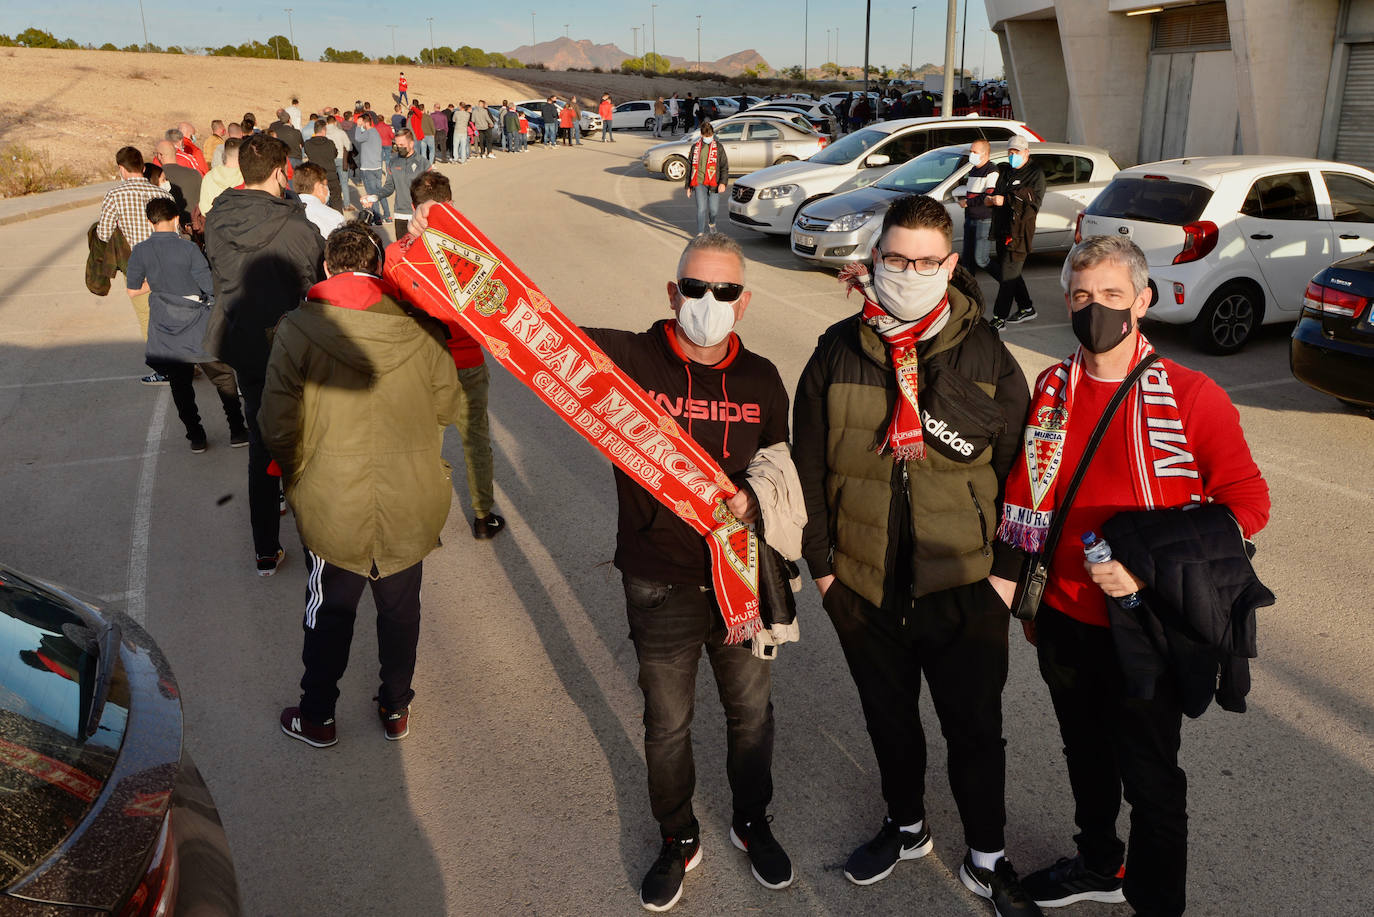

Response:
(1054, 0), (1153, 166)
(1230, 0), (1340, 156)
(1002, 19), (1069, 142)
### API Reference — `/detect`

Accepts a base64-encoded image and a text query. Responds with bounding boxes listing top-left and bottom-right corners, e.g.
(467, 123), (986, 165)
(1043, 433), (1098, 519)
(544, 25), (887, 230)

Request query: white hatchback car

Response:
(1078, 156), (1374, 353)
(727, 116), (1041, 235)
(514, 99), (602, 134)
(610, 100), (657, 131)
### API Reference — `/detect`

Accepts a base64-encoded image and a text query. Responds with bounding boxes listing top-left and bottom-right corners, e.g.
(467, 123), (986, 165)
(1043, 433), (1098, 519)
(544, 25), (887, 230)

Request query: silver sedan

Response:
(641, 116), (831, 182)
(790, 141), (1119, 268)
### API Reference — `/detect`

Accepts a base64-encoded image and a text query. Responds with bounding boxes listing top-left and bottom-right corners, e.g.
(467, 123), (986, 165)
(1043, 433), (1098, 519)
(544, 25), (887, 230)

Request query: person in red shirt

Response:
(382, 171), (505, 540)
(374, 115), (394, 168)
(557, 102), (575, 146)
(398, 71), (409, 106)
(598, 93), (615, 142)
(995, 235), (1270, 917)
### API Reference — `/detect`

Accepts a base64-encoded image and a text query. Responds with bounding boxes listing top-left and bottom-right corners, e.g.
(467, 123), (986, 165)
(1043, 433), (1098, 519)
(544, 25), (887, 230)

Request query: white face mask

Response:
(872, 259), (949, 322)
(159, 180), (172, 191)
(969, 152), (985, 167)
(676, 292), (736, 347)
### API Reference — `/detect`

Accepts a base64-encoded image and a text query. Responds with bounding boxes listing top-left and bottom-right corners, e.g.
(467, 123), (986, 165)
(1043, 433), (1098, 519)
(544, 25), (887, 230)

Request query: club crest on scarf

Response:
(1026, 404), (1067, 509)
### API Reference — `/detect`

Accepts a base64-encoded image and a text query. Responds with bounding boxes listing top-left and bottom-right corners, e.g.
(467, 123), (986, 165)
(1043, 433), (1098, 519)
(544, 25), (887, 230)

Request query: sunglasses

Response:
(678, 277), (744, 302)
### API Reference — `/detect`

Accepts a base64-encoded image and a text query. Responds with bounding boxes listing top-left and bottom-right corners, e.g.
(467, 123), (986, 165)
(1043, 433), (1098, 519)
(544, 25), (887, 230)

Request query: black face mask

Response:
(1071, 301), (1134, 354)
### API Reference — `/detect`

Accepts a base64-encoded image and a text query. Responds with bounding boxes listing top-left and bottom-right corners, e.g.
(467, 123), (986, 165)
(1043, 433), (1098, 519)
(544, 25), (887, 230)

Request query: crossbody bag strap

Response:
(1038, 353), (1160, 562)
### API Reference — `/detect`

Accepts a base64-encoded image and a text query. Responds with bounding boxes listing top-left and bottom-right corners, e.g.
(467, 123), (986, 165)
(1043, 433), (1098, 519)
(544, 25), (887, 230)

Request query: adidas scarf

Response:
(997, 334), (1202, 553)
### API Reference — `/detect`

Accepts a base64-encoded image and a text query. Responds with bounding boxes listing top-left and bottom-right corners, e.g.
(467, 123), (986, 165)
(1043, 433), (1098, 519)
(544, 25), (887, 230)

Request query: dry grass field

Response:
(0, 47), (750, 191)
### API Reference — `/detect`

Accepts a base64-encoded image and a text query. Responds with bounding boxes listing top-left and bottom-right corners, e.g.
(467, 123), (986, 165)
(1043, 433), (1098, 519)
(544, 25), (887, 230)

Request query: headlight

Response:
(827, 212), (876, 233)
(758, 184), (799, 200)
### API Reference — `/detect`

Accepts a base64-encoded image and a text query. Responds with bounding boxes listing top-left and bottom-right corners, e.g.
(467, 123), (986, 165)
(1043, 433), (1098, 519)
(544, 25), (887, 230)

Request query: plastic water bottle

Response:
(1081, 531), (1141, 609)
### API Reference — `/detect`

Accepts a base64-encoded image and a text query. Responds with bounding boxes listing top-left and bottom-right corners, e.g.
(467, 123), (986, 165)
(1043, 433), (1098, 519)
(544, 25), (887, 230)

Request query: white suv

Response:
(1078, 156), (1374, 353)
(727, 116), (1040, 235)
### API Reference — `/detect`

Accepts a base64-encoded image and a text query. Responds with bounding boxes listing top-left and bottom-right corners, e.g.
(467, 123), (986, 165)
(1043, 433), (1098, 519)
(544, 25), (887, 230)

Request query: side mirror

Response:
(865, 154), (891, 168)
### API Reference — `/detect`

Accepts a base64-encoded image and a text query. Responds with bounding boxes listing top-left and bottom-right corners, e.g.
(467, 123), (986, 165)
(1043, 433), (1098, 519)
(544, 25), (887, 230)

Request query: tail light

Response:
(1304, 280), (1368, 318)
(818, 137), (828, 148)
(1074, 212), (1084, 244)
(1173, 221), (1218, 264)
(1023, 126), (1045, 141)
(118, 812), (179, 917)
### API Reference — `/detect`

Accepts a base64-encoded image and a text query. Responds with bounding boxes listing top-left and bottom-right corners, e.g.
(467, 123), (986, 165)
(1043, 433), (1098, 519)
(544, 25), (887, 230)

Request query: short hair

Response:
(211, 119), (225, 132)
(146, 196), (179, 224)
(677, 231), (746, 280)
(227, 122), (243, 137)
(238, 134), (287, 185)
(314, 119), (328, 134)
(165, 128), (184, 143)
(880, 193), (953, 246)
(142, 162), (163, 185)
(291, 96), (299, 104)
(115, 146), (144, 172)
(295, 162), (329, 195)
(223, 137), (243, 155)
(325, 221), (384, 274)
(394, 128), (414, 143)
(411, 171), (451, 206)
(1061, 235), (1150, 297)
(242, 112), (256, 129)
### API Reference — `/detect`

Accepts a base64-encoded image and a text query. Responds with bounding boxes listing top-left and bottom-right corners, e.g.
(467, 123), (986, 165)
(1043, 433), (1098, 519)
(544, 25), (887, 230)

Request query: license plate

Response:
(793, 233), (815, 248)
(729, 201), (745, 214)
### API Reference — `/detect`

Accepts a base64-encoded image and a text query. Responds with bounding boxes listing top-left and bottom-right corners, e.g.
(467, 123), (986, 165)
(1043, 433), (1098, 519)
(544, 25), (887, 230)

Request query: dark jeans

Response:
(238, 377), (281, 559)
(299, 551), (423, 722)
(824, 577), (1009, 852)
(624, 574), (774, 838)
(435, 130), (448, 160)
(993, 252), (1032, 319)
(478, 128), (493, 156)
(1036, 605), (1187, 917)
(146, 360), (245, 441)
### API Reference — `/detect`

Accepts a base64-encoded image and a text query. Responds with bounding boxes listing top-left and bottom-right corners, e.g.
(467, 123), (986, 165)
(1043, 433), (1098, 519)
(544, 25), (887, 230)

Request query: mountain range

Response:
(505, 37), (767, 76)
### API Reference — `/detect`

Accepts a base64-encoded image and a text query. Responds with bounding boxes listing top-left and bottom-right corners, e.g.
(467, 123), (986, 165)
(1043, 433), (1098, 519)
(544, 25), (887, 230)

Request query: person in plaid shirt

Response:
(98, 146), (173, 384)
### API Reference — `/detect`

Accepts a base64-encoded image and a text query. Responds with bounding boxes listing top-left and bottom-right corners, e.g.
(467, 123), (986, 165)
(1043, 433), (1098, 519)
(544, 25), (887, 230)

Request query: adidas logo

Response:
(921, 410), (976, 457)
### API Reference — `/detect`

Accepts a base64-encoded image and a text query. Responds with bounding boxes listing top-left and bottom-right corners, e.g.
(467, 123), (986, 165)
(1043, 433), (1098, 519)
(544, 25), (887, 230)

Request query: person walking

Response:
(1004, 236), (1271, 917)
(375, 129), (428, 237)
(599, 93), (615, 142)
(685, 122), (729, 236)
(265, 221), (459, 748)
(583, 232), (797, 910)
(202, 134), (325, 576)
(792, 193), (1039, 917)
(432, 104), (449, 163)
(653, 96), (667, 138)
(957, 138), (998, 277)
(200, 138), (245, 215)
(271, 109), (304, 169)
(398, 71), (409, 106)
(302, 122), (342, 211)
(354, 113), (388, 223)
(126, 196), (248, 453)
(682, 93), (696, 134)
(667, 93), (680, 136)
(323, 116), (354, 210)
(988, 136), (1045, 328)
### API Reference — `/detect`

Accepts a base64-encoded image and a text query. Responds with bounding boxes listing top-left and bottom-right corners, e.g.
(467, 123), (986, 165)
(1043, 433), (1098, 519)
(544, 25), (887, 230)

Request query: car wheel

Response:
(645, 118), (656, 131)
(773, 155), (798, 166)
(1191, 280), (1264, 355)
(663, 156), (688, 182)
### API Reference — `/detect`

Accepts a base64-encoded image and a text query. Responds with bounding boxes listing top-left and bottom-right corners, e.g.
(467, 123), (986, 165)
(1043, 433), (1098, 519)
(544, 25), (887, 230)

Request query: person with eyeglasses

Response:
(585, 232), (797, 911)
(793, 193), (1039, 916)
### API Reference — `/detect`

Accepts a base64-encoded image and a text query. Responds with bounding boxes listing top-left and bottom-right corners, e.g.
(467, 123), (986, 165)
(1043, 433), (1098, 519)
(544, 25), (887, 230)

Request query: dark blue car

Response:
(1292, 250), (1374, 409)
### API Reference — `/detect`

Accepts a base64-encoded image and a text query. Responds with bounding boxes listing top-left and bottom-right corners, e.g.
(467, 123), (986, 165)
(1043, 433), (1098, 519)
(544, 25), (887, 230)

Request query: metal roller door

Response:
(1335, 43), (1374, 171)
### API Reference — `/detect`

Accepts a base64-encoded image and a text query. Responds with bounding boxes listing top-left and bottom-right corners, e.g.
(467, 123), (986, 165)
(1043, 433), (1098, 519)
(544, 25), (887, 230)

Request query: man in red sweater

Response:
(383, 171), (505, 539)
(994, 235), (1269, 917)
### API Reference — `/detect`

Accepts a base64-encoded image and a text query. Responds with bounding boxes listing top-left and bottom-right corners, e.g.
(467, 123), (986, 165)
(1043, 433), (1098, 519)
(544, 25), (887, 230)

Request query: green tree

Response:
(322, 47), (369, 63)
(99, 42), (118, 51)
(780, 64), (803, 79)
(16, 28), (61, 48)
(641, 51), (670, 74)
(743, 62), (771, 79)
(122, 43), (141, 53)
(821, 61), (840, 78)
(0, 36), (15, 48)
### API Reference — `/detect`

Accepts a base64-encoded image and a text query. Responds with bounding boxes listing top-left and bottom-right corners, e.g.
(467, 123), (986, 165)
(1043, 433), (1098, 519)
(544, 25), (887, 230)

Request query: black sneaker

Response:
(189, 436), (208, 454)
(256, 548), (285, 577)
(229, 427), (249, 448)
(959, 852), (1043, 916)
(1021, 855), (1125, 908)
(472, 511), (506, 540)
(640, 832), (701, 912)
(1007, 307), (1038, 324)
(729, 814), (794, 890)
(989, 317), (1007, 331)
(140, 372), (169, 385)
(843, 816), (933, 886)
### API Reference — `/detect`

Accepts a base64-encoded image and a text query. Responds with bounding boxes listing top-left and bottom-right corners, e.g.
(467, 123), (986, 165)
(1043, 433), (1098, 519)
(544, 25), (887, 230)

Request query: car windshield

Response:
(875, 147), (970, 194)
(1085, 177), (1214, 225)
(808, 127), (888, 165)
(0, 572), (128, 887)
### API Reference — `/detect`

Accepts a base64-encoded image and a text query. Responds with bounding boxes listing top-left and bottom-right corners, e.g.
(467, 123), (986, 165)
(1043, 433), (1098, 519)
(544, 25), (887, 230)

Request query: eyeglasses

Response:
(877, 251), (949, 275)
(678, 277), (744, 302)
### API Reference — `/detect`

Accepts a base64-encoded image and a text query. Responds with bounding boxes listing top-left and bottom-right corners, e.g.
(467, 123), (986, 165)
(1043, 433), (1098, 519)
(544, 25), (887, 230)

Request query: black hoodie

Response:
(202, 188), (324, 381)
(587, 320), (789, 586)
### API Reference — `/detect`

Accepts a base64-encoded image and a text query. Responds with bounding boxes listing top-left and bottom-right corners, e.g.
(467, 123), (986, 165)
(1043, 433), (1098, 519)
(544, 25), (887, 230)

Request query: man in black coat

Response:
(271, 108), (305, 169)
(302, 120), (343, 211)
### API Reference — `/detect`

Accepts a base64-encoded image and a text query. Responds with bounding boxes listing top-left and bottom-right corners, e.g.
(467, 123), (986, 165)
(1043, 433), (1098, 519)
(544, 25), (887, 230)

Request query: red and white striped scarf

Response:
(997, 334), (1203, 553)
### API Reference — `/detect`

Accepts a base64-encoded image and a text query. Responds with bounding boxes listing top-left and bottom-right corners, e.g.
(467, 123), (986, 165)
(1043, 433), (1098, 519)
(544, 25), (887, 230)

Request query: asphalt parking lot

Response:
(1, 130), (1371, 916)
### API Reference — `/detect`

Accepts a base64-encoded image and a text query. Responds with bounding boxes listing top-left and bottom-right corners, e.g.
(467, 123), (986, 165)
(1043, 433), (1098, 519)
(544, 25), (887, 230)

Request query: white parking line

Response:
(1227, 377), (1302, 393)
(0, 374), (144, 389)
(125, 388), (169, 626)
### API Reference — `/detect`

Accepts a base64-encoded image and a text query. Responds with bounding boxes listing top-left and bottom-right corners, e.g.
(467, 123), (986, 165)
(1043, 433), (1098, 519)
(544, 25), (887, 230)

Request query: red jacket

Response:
(558, 107), (575, 128)
(179, 140), (209, 175)
(599, 99), (614, 120)
(383, 235), (483, 368)
(409, 109), (425, 140)
(1042, 359), (1270, 627)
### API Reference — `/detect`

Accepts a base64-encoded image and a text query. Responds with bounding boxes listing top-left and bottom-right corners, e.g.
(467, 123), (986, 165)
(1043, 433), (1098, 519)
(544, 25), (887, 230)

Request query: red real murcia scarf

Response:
(996, 334), (1202, 553)
(691, 138), (720, 188)
(839, 263), (951, 460)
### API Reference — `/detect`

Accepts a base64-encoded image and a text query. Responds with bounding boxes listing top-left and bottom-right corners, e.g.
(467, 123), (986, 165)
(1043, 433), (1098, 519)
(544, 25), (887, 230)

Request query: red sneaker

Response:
(379, 705), (409, 741)
(280, 706), (337, 747)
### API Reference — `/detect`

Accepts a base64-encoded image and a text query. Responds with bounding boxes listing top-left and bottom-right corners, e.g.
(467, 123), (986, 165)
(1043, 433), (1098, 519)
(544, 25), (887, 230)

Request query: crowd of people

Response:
(84, 73), (1272, 917)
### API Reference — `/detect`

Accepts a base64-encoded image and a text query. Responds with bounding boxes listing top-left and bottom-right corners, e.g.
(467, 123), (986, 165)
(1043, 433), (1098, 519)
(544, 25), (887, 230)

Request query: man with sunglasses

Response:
(586, 232), (795, 911)
(793, 194), (1038, 915)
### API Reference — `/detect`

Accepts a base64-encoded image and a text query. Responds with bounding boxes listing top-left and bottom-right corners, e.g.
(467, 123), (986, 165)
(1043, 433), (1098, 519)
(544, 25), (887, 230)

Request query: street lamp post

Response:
(284, 8), (294, 60)
(632, 26), (639, 59)
(863, 0), (871, 94)
(530, 12), (536, 46)
(387, 24), (397, 58)
(959, 0), (969, 95)
(696, 16), (701, 72)
(909, 6), (917, 79)
(565, 24), (570, 38)
(427, 17), (435, 66)
(940, 0), (956, 116)
(652, 4), (657, 57)
(138, 0), (149, 49)
(981, 29), (988, 80)
(803, 0), (809, 79)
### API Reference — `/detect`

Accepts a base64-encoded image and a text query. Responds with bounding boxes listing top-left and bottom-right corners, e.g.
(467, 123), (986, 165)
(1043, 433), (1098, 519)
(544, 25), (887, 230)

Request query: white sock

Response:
(970, 848), (1004, 871)
(900, 820), (924, 836)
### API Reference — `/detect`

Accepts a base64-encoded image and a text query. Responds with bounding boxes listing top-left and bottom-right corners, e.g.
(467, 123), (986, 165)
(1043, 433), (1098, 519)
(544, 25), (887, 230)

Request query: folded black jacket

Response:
(1102, 504), (1276, 717)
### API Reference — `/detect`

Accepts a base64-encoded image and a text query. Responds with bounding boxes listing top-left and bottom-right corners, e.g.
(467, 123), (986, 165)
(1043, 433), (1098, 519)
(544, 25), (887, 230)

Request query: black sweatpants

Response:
(1036, 605), (1187, 917)
(992, 251), (1032, 319)
(238, 377), (281, 560)
(824, 577), (1009, 852)
(146, 360), (246, 442)
(299, 550), (424, 722)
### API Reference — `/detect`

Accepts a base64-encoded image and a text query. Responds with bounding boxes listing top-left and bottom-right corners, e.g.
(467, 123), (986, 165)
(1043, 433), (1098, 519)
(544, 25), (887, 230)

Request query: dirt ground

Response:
(0, 47), (751, 187)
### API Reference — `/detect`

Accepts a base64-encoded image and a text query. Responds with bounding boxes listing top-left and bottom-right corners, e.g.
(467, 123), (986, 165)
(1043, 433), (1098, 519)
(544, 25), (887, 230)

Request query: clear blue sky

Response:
(3, 1), (1004, 77)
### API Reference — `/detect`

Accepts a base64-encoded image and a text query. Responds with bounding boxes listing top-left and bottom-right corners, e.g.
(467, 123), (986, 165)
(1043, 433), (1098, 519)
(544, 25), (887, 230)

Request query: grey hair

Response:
(677, 231), (746, 281)
(1060, 235), (1150, 296)
(164, 128), (184, 143)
